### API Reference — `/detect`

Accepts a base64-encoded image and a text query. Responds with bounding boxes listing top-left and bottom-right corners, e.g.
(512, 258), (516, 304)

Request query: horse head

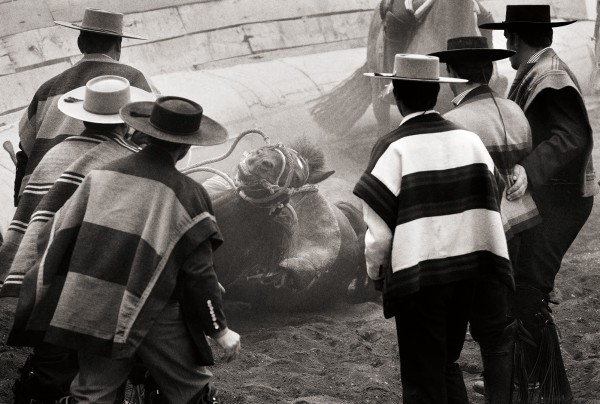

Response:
(233, 139), (334, 211)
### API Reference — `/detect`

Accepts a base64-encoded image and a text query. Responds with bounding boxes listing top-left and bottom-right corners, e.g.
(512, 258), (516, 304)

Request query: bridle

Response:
(180, 130), (319, 221)
(235, 143), (317, 212)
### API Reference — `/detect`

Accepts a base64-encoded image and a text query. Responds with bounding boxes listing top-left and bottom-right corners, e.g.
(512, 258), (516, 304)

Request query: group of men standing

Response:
(0, 8), (239, 404)
(0, 2), (597, 404)
(356, 4), (597, 403)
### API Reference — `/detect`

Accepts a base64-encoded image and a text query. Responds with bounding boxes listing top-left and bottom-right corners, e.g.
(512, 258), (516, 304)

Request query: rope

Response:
(180, 131), (317, 226)
(180, 129), (270, 174)
(183, 166), (237, 188)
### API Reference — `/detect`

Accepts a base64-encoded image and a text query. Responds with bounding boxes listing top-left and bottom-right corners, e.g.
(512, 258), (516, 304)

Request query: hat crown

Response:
(150, 97), (204, 136)
(505, 5), (551, 23)
(393, 54), (440, 80)
(84, 75), (131, 115)
(447, 36), (489, 51)
(80, 8), (124, 35)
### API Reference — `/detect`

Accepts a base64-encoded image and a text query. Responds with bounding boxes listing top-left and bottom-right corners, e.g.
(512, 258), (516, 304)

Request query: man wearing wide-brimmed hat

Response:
(480, 5), (598, 402)
(354, 54), (511, 403)
(14, 8), (153, 208)
(0, 75), (155, 403)
(7, 96), (238, 403)
(431, 35), (542, 403)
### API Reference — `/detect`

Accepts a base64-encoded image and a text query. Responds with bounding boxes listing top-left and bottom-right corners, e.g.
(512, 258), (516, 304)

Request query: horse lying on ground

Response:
(188, 138), (372, 311)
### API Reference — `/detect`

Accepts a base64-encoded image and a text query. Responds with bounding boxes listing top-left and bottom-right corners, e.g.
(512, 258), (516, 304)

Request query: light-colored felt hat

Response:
(58, 75), (155, 124)
(364, 54), (467, 83)
(54, 8), (146, 40)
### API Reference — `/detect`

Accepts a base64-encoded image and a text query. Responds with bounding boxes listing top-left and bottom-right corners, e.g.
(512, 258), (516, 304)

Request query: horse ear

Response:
(308, 169), (335, 184)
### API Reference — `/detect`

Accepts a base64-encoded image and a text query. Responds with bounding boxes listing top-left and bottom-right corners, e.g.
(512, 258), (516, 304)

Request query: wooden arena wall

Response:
(0, 0), (595, 127)
(0, 0), (380, 126)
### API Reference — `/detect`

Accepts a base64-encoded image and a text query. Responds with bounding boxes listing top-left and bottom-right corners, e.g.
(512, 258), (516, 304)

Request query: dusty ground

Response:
(1, 102), (600, 403)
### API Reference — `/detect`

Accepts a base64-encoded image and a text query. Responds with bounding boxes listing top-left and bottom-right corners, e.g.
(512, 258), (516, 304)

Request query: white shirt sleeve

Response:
(361, 200), (393, 280)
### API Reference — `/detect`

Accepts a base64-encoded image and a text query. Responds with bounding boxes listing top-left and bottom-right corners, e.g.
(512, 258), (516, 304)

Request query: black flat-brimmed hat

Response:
(479, 5), (576, 30)
(429, 36), (515, 64)
(120, 96), (228, 146)
(54, 8), (147, 40)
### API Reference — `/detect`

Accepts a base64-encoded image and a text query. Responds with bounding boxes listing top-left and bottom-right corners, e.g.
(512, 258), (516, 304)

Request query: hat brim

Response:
(58, 86), (156, 124)
(429, 49), (515, 63)
(364, 72), (467, 83)
(54, 20), (147, 40)
(119, 102), (229, 146)
(479, 20), (576, 30)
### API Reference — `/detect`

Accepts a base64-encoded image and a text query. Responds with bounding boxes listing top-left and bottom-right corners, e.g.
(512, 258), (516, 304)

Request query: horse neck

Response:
(212, 189), (294, 265)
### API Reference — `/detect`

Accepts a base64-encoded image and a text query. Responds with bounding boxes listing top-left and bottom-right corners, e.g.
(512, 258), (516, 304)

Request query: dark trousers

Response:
(515, 186), (593, 294)
(394, 277), (510, 404)
(13, 342), (78, 403)
(509, 186), (591, 403)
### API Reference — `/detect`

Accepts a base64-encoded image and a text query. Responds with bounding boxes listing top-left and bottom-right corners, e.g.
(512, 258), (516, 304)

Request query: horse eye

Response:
(261, 160), (274, 169)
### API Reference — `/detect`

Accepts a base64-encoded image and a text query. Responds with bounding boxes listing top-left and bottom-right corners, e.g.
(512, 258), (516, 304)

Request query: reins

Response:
(180, 129), (271, 188)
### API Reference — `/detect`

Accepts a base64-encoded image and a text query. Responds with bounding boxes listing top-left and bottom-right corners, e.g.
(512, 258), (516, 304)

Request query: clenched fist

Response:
(213, 328), (241, 363)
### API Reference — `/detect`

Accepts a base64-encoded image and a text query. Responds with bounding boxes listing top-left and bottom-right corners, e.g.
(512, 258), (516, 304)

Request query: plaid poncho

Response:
(444, 85), (541, 240)
(8, 146), (225, 361)
(354, 113), (512, 318)
(16, 54), (151, 201)
(0, 130), (139, 295)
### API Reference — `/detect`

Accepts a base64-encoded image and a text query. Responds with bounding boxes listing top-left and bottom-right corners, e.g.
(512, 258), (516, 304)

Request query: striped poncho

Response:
(16, 54), (151, 202)
(444, 85), (540, 240)
(0, 130), (140, 296)
(8, 146), (225, 361)
(353, 112), (512, 318)
(508, 48), (598, 197)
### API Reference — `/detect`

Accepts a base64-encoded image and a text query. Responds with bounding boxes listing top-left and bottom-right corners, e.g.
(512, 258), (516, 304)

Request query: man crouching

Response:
(7, 96), (240, 403)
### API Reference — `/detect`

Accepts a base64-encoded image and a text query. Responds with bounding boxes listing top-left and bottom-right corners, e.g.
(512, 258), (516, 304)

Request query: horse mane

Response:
(288, 137), (325, 174)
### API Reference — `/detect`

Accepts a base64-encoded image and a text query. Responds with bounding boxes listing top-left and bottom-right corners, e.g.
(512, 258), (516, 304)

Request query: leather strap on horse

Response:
(235, 144), (317, 212)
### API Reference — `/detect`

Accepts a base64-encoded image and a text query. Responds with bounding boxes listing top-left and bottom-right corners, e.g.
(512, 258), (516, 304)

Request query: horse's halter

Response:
(235, 143), (317, 213)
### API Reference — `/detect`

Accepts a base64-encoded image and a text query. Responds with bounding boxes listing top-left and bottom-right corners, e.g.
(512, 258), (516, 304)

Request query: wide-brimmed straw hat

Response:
(479, 5), (576, 30)
(54, 8), (146, 40)
(429, 36), (515, 64)
(364, 54), (467, 83)
(58, 75), (155, 124)
(120, 96), (228, 146)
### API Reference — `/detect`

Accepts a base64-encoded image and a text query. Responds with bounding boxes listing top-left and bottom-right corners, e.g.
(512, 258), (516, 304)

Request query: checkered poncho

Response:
(8, 146), (225, 361)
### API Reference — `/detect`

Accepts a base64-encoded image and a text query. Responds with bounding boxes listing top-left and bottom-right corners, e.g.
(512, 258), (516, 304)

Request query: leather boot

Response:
(481, 341), (514, 404)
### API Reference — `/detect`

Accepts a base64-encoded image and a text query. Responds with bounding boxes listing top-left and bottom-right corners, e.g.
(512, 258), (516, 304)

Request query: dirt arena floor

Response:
(1, 101), (600, 403)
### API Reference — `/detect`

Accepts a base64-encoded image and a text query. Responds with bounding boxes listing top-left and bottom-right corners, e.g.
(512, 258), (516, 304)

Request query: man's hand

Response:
(213, 329), (241, 363)
(507, 164), (528, 201)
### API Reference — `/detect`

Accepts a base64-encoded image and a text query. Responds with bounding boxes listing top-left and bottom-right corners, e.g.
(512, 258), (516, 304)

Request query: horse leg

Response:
(334, 201), (381, 304)
(372, 94), (391, 131)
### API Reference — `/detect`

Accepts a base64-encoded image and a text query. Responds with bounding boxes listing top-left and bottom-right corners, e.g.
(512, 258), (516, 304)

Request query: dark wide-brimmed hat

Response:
(479, 5), (576, 30)
(429, 36), (515, 64)
(364, 54), (466, 83)
(120, 96), (228, 146)
(59, 75), (155, 124)
(54, 8), (147, 40)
